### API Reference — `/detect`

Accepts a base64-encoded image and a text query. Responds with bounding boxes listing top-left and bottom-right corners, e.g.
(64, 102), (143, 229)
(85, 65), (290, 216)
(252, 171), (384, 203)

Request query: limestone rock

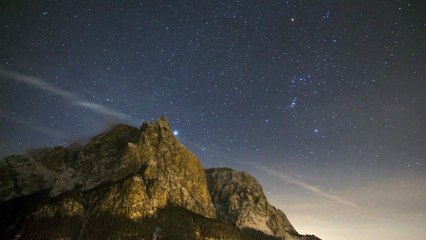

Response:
(0, 116), (215, 219)
(205, 167), (302, 240)
(0, 116), (320, 240)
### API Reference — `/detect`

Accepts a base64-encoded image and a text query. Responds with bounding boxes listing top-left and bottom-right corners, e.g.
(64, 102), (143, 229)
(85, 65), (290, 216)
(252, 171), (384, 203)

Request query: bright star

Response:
(173, 130), (179, 136)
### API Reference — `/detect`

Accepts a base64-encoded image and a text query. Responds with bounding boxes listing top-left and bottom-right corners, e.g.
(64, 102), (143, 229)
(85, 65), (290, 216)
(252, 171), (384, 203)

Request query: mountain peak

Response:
(0, 117), (320, 240)
(0, 116), (215, 218)
(206, 167), (300, 240)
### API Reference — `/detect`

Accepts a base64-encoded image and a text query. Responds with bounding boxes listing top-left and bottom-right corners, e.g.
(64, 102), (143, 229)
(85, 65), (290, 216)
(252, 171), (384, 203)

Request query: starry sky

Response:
(0, 1), (425, 239)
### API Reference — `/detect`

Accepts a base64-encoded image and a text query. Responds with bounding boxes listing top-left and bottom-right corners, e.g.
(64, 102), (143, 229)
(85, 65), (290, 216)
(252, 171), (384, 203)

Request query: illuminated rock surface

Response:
(206, 168), (300, 240)
(0, 117), (320, 240)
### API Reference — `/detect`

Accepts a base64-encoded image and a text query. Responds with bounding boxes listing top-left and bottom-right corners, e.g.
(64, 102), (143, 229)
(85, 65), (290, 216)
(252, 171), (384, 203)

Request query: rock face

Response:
(0, 116), (215, 219)
(0, 117), (320, 240)
(205, 168), (301, 240)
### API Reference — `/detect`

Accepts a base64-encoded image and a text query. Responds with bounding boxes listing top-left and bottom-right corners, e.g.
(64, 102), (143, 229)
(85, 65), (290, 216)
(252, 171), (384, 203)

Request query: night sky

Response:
(1, 1), (425, 239)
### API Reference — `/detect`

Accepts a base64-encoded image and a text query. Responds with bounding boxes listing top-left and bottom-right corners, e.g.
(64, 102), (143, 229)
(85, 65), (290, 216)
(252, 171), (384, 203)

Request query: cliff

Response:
(0, 116), (320, 240)
(206, 168), (301, 240)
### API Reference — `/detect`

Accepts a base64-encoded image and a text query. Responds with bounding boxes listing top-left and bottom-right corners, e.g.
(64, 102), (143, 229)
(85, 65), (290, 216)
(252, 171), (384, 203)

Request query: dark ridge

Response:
(205, 167), (235, 173)
(0, 190), (50, 239)
(81, 204), (284, 240)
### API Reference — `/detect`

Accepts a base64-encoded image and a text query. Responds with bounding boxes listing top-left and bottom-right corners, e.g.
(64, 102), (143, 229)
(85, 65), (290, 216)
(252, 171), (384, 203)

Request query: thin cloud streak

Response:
(243, 161), (360, 209)
(278, 173), (360, 209)
(0, 68), (134, 121)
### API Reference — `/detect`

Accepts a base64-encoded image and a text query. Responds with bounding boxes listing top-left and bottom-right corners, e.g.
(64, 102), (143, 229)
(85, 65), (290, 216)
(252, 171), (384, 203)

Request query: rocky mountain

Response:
(0, 116), (320, 240)
(206, 168), (299, 240)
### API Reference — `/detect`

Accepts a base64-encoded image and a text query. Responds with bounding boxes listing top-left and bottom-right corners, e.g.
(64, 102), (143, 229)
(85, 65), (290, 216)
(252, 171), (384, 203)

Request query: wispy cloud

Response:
(278, 173), (360, 209)
(243, 161), (360, 209)
(0, 68), (134, 121)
